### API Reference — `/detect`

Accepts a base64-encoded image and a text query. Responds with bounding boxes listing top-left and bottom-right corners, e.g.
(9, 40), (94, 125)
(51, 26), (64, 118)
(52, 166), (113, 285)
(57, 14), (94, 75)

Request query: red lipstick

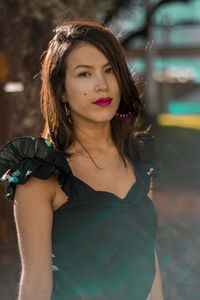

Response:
(93, 97), (112, 106)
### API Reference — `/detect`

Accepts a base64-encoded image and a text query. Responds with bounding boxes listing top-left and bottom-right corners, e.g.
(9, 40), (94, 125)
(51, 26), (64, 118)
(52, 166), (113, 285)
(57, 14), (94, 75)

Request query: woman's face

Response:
(64, 42), (121, 125)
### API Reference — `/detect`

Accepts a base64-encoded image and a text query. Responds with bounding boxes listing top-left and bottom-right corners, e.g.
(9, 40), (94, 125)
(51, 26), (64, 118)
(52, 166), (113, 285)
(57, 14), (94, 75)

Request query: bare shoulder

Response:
(14, 175), (58, 209)
(15, 174), (69, 212)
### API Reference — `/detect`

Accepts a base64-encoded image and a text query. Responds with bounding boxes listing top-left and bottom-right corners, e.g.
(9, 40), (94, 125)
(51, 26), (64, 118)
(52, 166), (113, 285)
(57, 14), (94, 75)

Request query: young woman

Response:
(0, 21), (164, 300)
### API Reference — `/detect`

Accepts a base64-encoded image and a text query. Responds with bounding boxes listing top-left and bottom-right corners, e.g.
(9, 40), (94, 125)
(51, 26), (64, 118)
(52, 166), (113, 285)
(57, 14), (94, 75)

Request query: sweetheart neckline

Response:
(53, 175), (138, 213)
(64, 155), (138, 200)
(53, 178), (138, 213)
(71, 174), (138, 201)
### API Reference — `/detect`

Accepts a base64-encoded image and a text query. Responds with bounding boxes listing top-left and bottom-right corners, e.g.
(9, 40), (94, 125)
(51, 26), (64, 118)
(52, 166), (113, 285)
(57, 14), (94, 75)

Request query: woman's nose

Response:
(94, 73), (108, 91)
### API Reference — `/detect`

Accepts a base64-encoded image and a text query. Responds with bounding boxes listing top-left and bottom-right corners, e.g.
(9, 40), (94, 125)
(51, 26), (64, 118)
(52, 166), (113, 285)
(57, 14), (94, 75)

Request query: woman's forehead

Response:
(66, 42), (110, 69)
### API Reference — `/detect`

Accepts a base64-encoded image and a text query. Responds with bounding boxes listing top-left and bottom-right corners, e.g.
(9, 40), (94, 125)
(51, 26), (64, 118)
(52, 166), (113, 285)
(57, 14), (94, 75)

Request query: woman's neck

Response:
(72, 121), (115, 152)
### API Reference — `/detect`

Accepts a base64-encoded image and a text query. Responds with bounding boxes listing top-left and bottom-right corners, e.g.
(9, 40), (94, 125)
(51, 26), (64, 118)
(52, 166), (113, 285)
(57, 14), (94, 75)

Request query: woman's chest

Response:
(67, 153), (136, 199)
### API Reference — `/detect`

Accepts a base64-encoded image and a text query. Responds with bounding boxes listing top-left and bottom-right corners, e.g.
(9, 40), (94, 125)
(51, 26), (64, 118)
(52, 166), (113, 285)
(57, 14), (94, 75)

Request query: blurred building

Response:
(109, 0), (200, 122)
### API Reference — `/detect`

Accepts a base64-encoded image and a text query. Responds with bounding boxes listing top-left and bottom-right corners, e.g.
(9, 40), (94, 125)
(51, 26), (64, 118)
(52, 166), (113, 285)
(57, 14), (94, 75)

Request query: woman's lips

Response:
(93, 97), (112, 106)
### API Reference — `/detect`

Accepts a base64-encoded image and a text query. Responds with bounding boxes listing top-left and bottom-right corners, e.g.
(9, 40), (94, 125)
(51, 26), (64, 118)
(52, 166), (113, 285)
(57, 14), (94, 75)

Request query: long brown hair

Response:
(40, 20), (150, 168)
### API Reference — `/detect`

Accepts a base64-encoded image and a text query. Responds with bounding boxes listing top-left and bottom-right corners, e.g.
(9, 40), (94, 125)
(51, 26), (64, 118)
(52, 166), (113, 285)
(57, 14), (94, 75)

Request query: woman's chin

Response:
(71, 110), (116, 125)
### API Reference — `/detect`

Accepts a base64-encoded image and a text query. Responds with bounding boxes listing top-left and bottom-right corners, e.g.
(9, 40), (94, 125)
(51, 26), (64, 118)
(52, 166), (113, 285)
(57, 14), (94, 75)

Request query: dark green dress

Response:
(0, 134), (159, 300)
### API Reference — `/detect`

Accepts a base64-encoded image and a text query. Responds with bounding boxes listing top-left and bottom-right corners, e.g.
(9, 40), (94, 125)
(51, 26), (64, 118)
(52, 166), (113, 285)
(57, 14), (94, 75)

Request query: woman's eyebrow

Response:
(73, 62), (111, 72)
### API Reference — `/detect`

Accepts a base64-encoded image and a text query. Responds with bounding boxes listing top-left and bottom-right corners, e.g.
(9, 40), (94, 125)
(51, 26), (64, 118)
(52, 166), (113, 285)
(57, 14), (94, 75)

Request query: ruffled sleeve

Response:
(0, 137), (71, 200)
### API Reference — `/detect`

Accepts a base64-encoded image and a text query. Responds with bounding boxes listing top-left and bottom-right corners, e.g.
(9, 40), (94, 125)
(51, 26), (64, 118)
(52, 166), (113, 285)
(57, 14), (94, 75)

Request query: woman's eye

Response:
(105, 67), (113, 74)
(78, 72), (91, 77)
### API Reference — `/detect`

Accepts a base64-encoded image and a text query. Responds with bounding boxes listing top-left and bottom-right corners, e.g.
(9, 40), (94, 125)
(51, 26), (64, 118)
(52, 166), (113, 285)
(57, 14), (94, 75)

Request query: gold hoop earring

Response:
(64, 102), (72, 125)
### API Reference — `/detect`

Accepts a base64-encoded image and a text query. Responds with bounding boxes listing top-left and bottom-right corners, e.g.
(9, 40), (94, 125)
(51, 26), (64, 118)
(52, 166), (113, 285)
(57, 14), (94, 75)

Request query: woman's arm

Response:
(14, 175), (56, 300)
(150, 250), (164, 300)
(148, 178), (164, 300)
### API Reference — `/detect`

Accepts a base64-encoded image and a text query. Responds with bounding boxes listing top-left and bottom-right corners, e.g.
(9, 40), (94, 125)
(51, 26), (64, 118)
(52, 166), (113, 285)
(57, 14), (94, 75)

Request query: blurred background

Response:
(0, 0), (200, 299)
